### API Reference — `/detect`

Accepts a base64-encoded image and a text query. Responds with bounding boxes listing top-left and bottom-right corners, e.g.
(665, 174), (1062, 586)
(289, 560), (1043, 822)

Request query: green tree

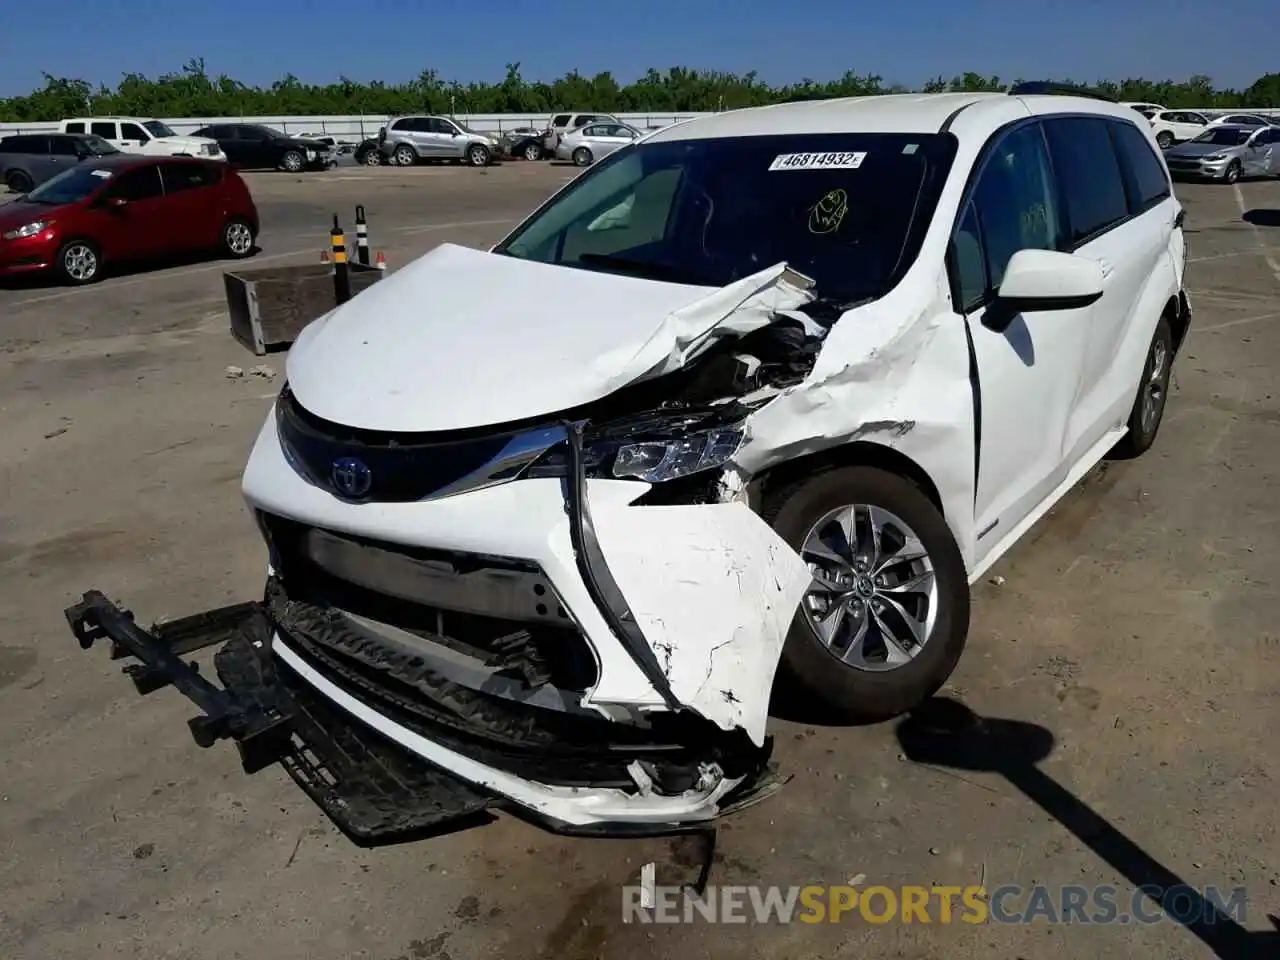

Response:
(1, 65), (1272, 123)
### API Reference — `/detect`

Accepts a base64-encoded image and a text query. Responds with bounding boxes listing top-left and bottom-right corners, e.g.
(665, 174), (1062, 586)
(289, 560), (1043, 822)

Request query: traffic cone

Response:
(375, 251), (387, 272)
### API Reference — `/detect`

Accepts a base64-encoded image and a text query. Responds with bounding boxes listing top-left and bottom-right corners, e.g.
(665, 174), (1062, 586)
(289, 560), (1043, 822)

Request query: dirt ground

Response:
(0, 163), (1277, 960)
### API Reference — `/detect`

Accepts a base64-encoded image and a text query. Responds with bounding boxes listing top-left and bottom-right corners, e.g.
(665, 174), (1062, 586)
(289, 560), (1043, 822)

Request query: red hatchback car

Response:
(0, 155), (259, 285)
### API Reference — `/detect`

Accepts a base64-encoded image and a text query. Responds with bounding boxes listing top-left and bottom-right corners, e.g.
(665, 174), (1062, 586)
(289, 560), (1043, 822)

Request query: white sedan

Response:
(555, 122), (640, 166)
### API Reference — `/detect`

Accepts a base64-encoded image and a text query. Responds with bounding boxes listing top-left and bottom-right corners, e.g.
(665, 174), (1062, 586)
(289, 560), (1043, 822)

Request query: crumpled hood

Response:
(287, 242), (814, 432)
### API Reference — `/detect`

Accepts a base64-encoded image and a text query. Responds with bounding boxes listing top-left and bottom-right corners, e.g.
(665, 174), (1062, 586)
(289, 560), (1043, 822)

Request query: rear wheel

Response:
(573, 146), (593, 167)
(1111, 315), (1173, 459)
(220, 218), (255, 259)
(393, 144), (416, 167)
(5, 169), (32, 194)
(764, 466), (970, 722)
(280, 150), (304, 173)
(55, 239), (102, 286)
(1155, 130), (1174, 149)
(360, 147), (382, 167)
(522, 142), (542, 161)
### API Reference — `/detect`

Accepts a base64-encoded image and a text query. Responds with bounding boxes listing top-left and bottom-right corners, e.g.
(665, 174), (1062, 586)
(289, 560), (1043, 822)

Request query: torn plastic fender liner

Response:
(564, 423), (812, 746)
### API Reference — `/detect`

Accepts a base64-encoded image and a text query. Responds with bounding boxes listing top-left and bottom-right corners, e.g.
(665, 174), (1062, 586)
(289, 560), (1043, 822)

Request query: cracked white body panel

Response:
(592, 503), (811, 744)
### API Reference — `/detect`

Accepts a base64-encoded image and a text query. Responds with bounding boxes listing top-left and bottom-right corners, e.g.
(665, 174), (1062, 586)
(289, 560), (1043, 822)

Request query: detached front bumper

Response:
(65, 589), (785, 842)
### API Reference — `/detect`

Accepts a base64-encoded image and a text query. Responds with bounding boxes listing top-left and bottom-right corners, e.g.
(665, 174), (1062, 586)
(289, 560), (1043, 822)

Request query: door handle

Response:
(1097, 258), (1114, 279)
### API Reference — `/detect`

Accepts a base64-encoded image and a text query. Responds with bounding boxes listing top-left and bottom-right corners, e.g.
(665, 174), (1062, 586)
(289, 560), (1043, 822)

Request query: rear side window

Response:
(64, 122), (85, 134)
(91, 122), (116, 138)
(1042, 117), (1130, 246)
(160, 162), (219, 193)
(1109, 121), (1171, 213)
(551, 114), (571, 127)
(0, 135), (42, 153)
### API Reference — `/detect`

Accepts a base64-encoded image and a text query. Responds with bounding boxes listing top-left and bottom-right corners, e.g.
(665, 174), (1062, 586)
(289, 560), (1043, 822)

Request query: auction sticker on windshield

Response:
(769, 151), (867, 171)
(90, 170), (114, 178)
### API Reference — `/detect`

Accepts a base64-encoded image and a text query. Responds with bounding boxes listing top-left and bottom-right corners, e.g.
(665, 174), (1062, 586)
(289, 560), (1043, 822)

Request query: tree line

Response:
(3, 60), (1278, 123)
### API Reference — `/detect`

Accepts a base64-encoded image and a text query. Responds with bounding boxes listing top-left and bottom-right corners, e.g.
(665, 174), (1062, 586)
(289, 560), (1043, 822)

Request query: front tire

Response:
(280, 150), (304, 173)
(764, 466), (970, 722)
(573, 147), (593, 167)
(5, 169), (33, 194)
(55, 239), (102, 286)
(1223, 160), (1241, 184)
(220, 218), (255, 259)
(467, 143), (491, 167)
(1111, 315), (1173, 459)
(1156, 131), (1174, 149)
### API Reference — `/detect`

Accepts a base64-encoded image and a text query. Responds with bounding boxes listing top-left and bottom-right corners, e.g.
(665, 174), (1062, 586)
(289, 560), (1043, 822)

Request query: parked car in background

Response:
(297, 134), (355, 157)
(1207, 113), (1275, 128)
(1163, 124), (1280, 183)
(1121, 101), (1166, 118)
(58, 118), (224, 160)
(378, 116), (498, 167)
(555, 122), (640, 166)
(0, 155), (258, 285)
(190, 124), (333, 172)
(353, 138), (384, 167)
(501, 126), (549, 161)
(0, 133), (119, 193)
(1147, 110), (1210, 148)
(540, 112), (623, 154)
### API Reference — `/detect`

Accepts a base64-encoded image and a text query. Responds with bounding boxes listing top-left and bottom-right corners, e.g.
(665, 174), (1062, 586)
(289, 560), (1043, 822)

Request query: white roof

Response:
(647, 92), (1143, 143)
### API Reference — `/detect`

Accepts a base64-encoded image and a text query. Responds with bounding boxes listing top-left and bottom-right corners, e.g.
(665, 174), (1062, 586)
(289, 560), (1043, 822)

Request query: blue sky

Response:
(2, 0), (1276, 98)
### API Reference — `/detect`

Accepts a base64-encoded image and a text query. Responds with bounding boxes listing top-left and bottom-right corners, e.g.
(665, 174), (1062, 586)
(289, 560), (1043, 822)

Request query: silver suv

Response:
(378, 115), (499, 167)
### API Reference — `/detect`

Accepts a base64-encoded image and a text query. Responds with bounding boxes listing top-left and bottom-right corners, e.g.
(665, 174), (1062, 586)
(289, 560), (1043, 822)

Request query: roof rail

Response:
(1008, 81), (1117, 103)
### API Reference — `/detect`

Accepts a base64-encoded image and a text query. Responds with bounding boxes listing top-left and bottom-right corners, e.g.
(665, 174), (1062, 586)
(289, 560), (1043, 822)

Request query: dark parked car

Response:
(190, 123), (333, 172)
(353, 138), (383, 166)
(0, 155), (259, 285)
(501, 126), (548, 161)
(1, 133), (120, 193)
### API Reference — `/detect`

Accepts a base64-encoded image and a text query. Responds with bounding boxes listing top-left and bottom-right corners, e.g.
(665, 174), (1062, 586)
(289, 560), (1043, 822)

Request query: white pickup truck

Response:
(58, 117), (225, 161)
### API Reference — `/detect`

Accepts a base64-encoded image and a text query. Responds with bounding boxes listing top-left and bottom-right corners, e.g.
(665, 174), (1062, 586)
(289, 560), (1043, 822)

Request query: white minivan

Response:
(58, 117), (224, 161)
(70, 83), (1190, 839)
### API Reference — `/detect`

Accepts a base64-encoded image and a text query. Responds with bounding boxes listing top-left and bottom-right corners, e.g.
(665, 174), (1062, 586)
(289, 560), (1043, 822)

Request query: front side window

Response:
(970, 123), (1061, 289)
(1043, 117), (1129, 245)
(495, 132), (957, 304)
(49, 136), (80, 156)
(120, 123), (150, 141)
(160, 162), (218, 193)
(143, 121), (177, 138)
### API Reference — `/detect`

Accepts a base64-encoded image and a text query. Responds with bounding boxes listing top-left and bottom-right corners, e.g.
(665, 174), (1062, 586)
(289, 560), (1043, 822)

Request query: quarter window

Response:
(968, 122), (1062, 291)
(1042, 117), (1130, 245)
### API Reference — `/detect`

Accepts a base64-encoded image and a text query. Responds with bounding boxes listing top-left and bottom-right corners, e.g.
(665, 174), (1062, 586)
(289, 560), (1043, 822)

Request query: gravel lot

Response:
(1, 163), (1277, 960)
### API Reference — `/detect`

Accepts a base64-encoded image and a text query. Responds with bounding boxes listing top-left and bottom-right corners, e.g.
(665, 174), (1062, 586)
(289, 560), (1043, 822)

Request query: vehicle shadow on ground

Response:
(0, 246), (266, 291)
(1242, 209), (1280, 228)
(895, 697), (1280, 959)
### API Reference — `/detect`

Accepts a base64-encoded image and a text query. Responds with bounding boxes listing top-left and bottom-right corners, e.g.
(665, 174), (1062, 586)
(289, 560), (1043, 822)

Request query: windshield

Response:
(82, 135), (118, 155)
(26, 165), (115, 204)
(143, 120), (177, 139)
(494, 132), (957, 302)
(1193, 128), (1252, 146)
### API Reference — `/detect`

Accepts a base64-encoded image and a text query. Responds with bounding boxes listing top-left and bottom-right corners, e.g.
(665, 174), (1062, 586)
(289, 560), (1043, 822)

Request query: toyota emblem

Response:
(331, 457), (373, 499)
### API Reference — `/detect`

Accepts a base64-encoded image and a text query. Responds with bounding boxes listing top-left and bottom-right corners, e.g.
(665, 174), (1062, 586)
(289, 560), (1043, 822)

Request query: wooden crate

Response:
(224, 261), (383, 355)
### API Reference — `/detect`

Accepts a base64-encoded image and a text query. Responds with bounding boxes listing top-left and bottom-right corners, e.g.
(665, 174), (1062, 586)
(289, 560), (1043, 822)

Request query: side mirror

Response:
(983, 249), (1104, 332)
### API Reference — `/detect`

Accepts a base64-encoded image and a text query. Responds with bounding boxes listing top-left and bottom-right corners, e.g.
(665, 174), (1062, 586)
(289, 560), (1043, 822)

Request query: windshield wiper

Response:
(576, 252), (712, 286)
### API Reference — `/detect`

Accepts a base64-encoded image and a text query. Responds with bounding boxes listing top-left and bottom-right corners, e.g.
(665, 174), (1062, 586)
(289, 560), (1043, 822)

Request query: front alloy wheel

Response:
(281, 150), (304, 173)
(766, 466), (969, 721)
(57, 241), (100, 285)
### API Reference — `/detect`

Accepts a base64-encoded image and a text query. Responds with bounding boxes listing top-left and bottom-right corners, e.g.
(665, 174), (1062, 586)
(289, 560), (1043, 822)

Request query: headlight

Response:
(2, 220), (51, 240)
(612, 428), (744, 483)
(1202, 154), (1225, 162)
